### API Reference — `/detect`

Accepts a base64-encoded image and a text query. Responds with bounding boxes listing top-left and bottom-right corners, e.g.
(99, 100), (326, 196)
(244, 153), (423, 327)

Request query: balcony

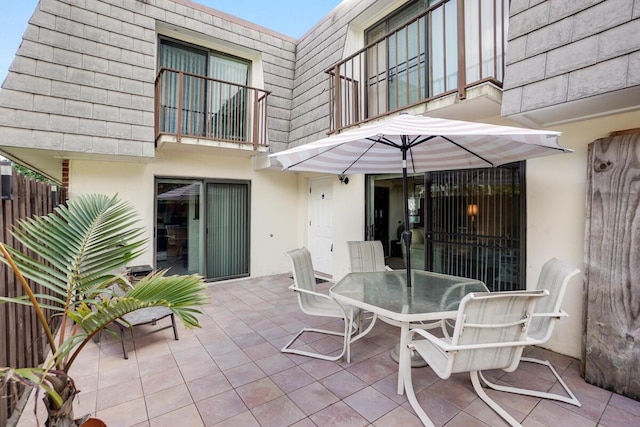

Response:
(327, 0), (508, 134)
(154, 67), (270, 151)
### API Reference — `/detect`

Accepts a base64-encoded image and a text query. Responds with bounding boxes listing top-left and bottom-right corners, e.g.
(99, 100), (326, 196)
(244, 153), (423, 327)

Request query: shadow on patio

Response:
(17, 274), (640, 426)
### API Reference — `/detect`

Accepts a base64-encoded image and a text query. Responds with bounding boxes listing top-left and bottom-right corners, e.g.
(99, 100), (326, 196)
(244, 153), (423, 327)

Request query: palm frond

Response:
(1, 194), (147, 306)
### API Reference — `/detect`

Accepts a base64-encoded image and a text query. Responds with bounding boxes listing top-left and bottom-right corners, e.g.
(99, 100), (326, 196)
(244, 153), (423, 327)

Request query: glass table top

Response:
(330, 270), (488, 322)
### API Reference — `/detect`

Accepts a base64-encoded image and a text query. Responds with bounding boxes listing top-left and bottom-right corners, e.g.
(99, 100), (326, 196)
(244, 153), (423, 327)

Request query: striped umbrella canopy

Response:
(270, 113), (571, 286)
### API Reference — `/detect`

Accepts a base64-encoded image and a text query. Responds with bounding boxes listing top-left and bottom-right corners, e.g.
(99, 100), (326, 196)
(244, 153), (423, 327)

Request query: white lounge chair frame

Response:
(402, 290), (549, 427)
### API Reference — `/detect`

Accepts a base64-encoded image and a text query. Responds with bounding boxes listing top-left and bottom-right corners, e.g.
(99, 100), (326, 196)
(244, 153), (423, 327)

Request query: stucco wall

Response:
(68, 146), (300, 278)
(526, 109), (640, 358)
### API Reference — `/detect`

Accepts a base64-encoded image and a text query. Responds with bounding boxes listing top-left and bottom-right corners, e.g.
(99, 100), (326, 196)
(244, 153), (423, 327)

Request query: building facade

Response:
(0, 0), (639, 361)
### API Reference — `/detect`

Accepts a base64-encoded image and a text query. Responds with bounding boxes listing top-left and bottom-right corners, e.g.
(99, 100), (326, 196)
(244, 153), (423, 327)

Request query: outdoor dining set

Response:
(281, 241), (581, 427)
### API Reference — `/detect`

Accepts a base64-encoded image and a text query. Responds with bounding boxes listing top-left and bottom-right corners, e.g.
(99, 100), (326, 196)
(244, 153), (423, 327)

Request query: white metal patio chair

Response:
(402, 289), (548, 427)
(282, 247), (372, 363)
(346, 240), (392, 333)
(347, 240), (391, 273)
(478, 257), (582, 406)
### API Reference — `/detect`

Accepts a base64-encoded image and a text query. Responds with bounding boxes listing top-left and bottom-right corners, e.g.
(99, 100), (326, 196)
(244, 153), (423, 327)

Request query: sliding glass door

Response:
(155, 179), (250, 280)
(366, 163), (525, 291)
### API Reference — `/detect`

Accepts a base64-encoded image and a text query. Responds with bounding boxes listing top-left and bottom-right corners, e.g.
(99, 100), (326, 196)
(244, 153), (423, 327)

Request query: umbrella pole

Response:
(401, 140), (412, 287)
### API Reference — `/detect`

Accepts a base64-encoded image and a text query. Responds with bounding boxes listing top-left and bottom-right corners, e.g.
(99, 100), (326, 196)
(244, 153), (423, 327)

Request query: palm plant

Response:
(0, 194), (208, 426)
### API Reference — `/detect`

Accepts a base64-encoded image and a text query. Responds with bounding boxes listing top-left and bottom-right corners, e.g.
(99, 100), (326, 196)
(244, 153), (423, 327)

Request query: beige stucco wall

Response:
(526, 109), (640, 358)
(68, 146), (299, 278)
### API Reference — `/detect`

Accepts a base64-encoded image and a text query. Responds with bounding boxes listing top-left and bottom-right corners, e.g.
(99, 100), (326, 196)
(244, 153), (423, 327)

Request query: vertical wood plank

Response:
(584, 134), (640, 400)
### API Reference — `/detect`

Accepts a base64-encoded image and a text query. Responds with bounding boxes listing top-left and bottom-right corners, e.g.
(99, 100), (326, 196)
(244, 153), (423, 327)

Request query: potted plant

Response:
(0, 194), (208, 426)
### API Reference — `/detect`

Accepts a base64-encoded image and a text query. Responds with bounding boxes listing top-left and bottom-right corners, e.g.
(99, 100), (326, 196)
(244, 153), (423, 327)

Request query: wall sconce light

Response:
(467, 203), (478, 233)
(1, 160), (12, 200)
(467, 203), (478, 219)
(338, 175), (349, 185)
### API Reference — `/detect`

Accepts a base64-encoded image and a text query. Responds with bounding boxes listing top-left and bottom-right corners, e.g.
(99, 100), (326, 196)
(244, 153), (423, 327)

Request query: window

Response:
(157, 37), (251, 141)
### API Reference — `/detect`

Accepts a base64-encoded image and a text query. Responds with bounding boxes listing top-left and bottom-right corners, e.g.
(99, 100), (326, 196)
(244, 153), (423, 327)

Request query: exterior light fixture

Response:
(1, 161), (12, 200)
(467, 203), (478, 234)
(339, 175), (349, 185)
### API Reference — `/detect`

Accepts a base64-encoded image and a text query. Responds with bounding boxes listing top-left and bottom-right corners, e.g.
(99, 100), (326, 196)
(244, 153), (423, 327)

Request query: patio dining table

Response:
(330, 269), (488, 395)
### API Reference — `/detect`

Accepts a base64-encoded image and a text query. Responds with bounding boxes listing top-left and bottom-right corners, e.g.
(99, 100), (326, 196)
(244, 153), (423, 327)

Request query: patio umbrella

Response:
(270, 113), (572, 287)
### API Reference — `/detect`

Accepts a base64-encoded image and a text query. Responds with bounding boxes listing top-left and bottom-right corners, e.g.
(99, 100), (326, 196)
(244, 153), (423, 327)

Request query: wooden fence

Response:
(1, 168), (64, 426)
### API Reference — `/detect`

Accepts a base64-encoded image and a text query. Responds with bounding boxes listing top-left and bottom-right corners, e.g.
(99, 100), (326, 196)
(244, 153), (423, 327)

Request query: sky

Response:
(0, 0), (343, 84)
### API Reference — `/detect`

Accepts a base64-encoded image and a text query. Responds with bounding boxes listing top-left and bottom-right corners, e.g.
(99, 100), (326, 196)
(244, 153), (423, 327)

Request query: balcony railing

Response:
(154, 67), (270, 149)
(327, 0), (508, 133)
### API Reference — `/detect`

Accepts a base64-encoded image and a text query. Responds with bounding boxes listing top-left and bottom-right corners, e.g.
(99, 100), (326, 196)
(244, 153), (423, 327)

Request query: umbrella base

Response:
(390, 343), (428, 367)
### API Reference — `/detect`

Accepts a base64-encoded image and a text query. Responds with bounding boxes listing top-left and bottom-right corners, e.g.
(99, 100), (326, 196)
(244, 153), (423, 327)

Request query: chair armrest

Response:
(532, 310), (569, 320)
(407, 327), (537, 353)
(288, 284), (332, 300)
(289, 285), (356, 318)
(406, 327), (452, 350)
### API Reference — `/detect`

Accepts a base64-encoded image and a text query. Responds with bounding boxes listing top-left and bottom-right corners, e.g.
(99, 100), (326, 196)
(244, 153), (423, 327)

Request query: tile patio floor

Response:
(17, 273), (640, 426)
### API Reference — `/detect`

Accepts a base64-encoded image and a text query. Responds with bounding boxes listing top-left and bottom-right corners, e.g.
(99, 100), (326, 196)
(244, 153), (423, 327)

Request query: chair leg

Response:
(170, 313), (179, 341)
(118, 325), (128, 360)
(478, 357), (581, 407)
(470, 371), (522, 427)
(281, 326), (348, 362)
(350, 312), (377, 344)
(402, 343), (436, 427)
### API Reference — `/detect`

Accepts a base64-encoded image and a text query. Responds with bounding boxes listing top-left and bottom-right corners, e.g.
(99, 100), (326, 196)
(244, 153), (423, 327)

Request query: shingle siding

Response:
(502, 0), (640, 116)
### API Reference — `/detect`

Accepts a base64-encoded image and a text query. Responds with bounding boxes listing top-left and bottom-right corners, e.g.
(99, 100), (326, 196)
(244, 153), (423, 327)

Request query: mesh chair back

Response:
(286, 247), (319, 307)
(528, 258), (580, 341)
(449, 290), (547, 374)
(347, 241), (386, 272)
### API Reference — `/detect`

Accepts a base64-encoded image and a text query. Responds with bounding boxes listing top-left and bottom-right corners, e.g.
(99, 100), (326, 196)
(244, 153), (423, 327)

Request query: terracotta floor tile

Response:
(250, 395), (306, 427)
(186, 372), (233, 402)
(319, 369), (368, 399)
(288, 381), (340, 415)
(308, 401), (369, 427)
(223, 362), (266, 388)
(270, 365), (316, 393)
(235, 377), (284, 409)
(96, 378), (144, 411)
(343, 386), (398, 422)
(140, 366), (184, 395)
(95, 397), (148, 427)
(196, 389), (247, 425)
(149, 404), (204, 427)
(145, 384), (193, 419)
(527, 399), (596, 427)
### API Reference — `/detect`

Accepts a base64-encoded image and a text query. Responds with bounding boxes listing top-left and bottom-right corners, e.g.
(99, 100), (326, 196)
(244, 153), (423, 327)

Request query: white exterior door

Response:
(308, 178), (333, 275)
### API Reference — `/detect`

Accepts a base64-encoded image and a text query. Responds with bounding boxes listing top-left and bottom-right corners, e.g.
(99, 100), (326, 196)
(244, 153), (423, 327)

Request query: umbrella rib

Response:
(441, 135), (496, 167)
(343, 139), (380, 173)
(366, 136), (401, 148)
(285, 143), (347, 169)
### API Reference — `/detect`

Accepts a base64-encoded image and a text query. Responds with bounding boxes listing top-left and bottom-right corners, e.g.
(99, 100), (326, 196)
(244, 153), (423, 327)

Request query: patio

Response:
(17, 273), (640, 427)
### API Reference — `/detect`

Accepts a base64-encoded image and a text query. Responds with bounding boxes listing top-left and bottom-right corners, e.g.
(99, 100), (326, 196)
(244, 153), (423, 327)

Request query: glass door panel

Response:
(156, 180), (202, 275)
(158, 40), (207, 136)
(366, 163), (525, 291)
(206, 181), (249, 280)
(208, 53), (250, 141)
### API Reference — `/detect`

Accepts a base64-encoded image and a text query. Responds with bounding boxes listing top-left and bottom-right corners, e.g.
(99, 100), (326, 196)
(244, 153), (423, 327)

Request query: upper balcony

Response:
(154, 67), (270, 152)
(327, 0), (508, 134)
